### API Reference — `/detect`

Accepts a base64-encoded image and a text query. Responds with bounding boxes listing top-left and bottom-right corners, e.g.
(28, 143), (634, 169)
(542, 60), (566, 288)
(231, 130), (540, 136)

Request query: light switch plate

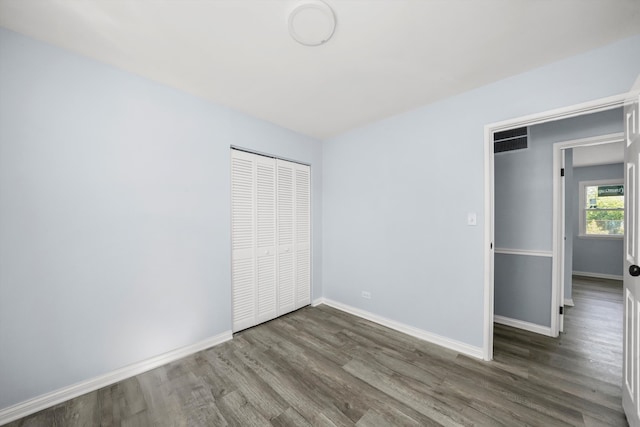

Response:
(467, 212), (477, 226)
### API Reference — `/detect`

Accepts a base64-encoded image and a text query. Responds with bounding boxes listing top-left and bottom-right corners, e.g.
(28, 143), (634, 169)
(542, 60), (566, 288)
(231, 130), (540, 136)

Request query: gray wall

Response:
(0, 28), (323, 410)
(323, 35), (640, 345)
(494, 254), (552, 325)
(493, 109), (622, 326)
(571, 163), (625, 277)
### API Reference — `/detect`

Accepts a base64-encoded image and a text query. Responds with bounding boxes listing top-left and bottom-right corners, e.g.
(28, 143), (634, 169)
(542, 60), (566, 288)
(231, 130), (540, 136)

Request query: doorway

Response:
(555, 133), (625, 331)
(483, 94), (628, 361)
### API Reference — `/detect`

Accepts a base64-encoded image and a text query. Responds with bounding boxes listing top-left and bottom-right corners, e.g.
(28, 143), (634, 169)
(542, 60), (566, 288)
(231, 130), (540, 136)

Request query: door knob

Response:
(630, 265), (640, 277)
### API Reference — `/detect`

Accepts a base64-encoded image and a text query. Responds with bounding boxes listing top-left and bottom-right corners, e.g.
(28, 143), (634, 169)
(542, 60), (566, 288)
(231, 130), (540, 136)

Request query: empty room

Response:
(1, 1), (640, 425)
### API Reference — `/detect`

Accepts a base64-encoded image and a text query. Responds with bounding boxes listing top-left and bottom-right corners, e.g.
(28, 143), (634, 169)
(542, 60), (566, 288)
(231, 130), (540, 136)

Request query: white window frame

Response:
(578, 178), (624, 239)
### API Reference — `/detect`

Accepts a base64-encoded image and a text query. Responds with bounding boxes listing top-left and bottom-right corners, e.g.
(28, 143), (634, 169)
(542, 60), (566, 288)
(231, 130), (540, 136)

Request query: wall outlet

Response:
(361, 291), (372, 299)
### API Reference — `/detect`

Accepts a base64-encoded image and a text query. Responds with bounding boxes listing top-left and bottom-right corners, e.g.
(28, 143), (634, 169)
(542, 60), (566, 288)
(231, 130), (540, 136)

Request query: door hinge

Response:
(560, 168), (565, 177)
(559, 306), (564, 315)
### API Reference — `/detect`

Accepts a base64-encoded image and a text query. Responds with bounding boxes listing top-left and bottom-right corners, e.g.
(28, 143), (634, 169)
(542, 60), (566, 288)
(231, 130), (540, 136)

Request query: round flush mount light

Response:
(288, 0), (336, 46)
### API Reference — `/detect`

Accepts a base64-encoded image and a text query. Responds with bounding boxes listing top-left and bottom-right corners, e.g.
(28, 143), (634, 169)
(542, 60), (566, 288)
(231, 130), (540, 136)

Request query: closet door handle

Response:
(630, 265), (640, 277)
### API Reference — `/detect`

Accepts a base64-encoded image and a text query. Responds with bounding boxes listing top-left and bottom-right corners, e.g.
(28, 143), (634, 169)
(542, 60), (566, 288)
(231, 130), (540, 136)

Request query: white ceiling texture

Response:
(1, 0), (639, 139)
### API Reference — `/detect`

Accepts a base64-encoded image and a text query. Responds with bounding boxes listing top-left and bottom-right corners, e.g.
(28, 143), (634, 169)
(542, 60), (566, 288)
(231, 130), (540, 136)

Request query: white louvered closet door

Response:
(277, 160), (296, 315)
(231, 150), (311, 332)
(294, 162), (311, 308)
(231, 150), (256, 332)
(255, 155), (277, 323)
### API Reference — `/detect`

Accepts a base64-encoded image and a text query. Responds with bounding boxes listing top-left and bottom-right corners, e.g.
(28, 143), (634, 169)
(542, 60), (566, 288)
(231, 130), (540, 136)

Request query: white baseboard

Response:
(0, 331), (233, 426)
(564, 298), (575, 307)
(311, 297), (326, 307)
(319, 299), (483, 360)
(494, 315), (553, 336)
(573, 271), (623, 281)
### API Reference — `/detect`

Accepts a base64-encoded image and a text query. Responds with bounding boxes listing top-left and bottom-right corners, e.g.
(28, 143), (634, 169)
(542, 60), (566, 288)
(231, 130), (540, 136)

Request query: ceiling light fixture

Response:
(288, 0), (336, 47)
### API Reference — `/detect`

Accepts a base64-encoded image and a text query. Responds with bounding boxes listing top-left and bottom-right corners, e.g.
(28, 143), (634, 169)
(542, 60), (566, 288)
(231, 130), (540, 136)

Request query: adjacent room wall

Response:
(571, 163), (625, 278)
(493, 126), (554, 327)
(322, 35), (640, 347)
(493, 109), (622, 327)
(0, 28), (323, 410)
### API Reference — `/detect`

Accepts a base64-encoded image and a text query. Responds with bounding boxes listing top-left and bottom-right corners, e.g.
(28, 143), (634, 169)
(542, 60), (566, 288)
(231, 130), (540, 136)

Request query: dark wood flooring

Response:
(6, 276), (625, 426)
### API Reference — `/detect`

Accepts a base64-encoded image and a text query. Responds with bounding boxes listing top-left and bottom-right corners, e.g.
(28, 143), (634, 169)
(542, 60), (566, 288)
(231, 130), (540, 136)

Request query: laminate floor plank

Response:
(261, 341), (442, 426)
(440, 359), (583, 426)
(7, 276), (627, 426)
(215, 390), (272, 427)
(205, 347), (289, 420)
(270, 408), (312, 427)
(354, 408), (425, 427)
(220, 344), (356, 425)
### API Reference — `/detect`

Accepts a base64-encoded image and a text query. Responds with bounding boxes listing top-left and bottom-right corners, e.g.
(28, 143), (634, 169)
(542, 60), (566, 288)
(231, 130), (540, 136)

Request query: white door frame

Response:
(483, 93), (627, 361)
(553, 132), (625, 333)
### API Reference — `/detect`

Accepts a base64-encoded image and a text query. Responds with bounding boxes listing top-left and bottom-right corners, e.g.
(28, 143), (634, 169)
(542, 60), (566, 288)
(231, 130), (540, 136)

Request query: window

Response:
(579, 179), (624, 238)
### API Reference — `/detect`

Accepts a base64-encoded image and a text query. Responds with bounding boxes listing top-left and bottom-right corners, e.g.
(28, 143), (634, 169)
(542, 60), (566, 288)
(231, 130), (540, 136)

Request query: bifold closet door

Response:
(230, 150), (278, 332)
(293, 162), (311, 308)
(276, 159), (311, 313)
(276, 160), (296, 315)
(231, 150), (310, 332)
(255, 155), (277, 324)
(231, 150), (257, 332)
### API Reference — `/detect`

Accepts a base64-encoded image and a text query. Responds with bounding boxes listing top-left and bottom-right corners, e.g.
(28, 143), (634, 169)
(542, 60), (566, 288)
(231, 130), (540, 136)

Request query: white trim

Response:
(319, 299), (484, 360)
(483, 123), (495, 361)
(552, 140), (561, 338)
(311, 297), (326, 307)
(494, 315), (553, 336)
(0, 331), (233, 426)
(560, 149), (566, 333)
(573, 271), (624, 281)
(494, 248), (553, 257)
(484, 94), (627, 361)
(577, 234), (624, 240)
(553, 132), (625, 150)
(564, 298), (575, 307)
(488, 93), (627, 133)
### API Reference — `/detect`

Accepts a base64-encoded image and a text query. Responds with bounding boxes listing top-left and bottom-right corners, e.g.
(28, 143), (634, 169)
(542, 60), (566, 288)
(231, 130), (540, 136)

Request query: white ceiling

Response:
(1, 0), (639, 140)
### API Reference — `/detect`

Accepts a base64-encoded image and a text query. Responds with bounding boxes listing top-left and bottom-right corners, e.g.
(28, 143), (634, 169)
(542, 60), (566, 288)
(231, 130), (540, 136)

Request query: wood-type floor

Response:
(7, 276), (625, 426)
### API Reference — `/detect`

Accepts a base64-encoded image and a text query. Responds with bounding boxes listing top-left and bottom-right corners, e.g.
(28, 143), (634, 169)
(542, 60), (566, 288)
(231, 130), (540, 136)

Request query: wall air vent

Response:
(494, 127), (528, 153)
